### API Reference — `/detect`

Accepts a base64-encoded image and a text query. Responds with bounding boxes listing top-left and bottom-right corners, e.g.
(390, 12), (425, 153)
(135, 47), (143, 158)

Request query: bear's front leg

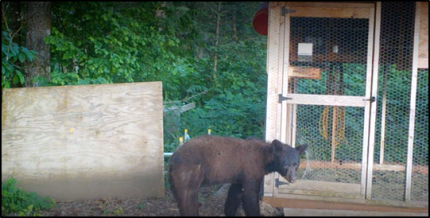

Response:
(224, 183), (244, 216)
(241, 180), (262, 216)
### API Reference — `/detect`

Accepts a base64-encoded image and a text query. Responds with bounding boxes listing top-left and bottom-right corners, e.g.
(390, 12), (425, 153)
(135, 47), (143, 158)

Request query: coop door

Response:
(275, 2), (379, 199)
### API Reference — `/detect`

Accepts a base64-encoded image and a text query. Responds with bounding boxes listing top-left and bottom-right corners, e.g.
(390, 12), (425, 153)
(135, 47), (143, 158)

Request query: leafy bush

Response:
(1, 31), (37, 89)
(1, 177), (56, 216)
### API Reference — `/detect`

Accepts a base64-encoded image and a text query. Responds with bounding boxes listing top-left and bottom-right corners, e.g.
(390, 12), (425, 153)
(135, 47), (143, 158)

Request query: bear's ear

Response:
(271, 139), (284, 152)
(296, 144), (308, 154)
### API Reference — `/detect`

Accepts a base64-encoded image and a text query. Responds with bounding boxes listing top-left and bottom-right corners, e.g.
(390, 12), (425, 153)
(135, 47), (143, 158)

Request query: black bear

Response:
(168, 135), (307, 216)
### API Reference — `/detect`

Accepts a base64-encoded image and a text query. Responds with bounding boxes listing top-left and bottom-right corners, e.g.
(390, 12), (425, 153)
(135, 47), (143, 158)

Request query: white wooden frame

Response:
(265, 2), (380, 200)
(404, 1), (423, 202)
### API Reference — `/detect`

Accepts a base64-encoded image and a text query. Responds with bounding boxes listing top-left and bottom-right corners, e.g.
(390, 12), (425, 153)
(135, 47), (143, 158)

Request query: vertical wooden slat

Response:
(280, 5), (290, 144)
(291, 79), (298, 148)
(275, 2), (288, 197)
(264, 1), (283, 197)
(379, 66), (388, 165)
(331, 68), (338, 163)
(286, 80), (294, 147)
(405, 1), (421, 202)
(331, 106), (338, 162)
(361, 5), (376, 198)
(365, 2), (381, 200)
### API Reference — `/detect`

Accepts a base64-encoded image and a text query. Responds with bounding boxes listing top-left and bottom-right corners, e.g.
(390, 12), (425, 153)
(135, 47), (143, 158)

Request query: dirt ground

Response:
(37, 184), (284, 216)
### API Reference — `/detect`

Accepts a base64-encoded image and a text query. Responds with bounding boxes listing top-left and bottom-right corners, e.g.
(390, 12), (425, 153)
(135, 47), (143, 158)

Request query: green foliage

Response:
(1, 31), (37, 89)
(1, 177), (56, 216)
(44, 2), (187, 89)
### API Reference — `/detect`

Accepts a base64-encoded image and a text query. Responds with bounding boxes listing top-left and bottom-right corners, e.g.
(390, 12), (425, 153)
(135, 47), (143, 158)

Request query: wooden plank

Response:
(265, 1), (282, 143)
(264, 197), (429, 213)
(418, 2), (428, 59)
(163, 102), (195, 113)
(180, 103), (195, 113)
(280, 4), (290, 144)
(278, 180), (362, 198)
(264, 1), (284, 197)
(362, 6), (375, 199)
(290, 53), (368, 64)
(283, 208), (429, 216)
(288, 67), (321, 79)
(283, 94), (367, 107)
(1, 82), (164, 201)
(285, 2), (375, 8)
(291, 79), (298, 148)
(331, 106), (337, 163)
(405, 2), (422, 202)
(289, 7), (371, 19)
(366, 3), (381, 201)
(297, 160), (428, 174)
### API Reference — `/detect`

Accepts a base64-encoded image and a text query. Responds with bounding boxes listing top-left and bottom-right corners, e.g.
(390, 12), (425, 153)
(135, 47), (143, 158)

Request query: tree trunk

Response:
(25, 2), (51, 87)
(232, 8), (238, 42)
(212, 2), (221, 80)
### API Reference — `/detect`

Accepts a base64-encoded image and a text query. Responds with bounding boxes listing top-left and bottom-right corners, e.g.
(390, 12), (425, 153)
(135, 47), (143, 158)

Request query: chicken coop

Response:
(256, 1), (428, 215)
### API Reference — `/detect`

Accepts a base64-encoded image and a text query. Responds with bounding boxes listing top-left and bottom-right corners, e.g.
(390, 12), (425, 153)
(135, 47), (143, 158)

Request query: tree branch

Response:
(164, 90), (208, 104)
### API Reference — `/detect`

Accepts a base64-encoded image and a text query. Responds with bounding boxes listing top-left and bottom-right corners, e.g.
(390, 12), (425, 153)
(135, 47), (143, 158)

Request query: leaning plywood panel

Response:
(1, 82), (164, 201)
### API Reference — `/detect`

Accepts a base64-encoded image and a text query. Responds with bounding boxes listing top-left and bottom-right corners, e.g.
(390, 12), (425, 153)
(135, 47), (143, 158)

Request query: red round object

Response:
(252, 2), (269, 35)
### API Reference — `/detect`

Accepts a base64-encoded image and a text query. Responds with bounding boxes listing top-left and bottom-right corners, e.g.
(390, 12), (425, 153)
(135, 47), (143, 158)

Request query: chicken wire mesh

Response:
(412, 69), (429, 202)
(283, 2), (428, 203)
(288, 17), (369, 189)
(372, 2), (428, 203)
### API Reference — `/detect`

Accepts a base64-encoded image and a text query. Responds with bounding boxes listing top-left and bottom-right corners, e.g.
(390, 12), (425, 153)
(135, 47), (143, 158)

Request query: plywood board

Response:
(1, 82), (164, 201)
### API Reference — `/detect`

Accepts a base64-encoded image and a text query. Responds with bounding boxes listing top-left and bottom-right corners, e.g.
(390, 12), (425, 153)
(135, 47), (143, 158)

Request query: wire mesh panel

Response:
(372, 2), (428, 203)
(295, 105), (364, 185)
(412, 69), (429, 202)
(277, 13), (371, 198)
(272, 2), (427, 205)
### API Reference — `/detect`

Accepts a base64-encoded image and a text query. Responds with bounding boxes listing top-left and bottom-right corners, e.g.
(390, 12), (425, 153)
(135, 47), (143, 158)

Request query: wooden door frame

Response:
(264, 2), (381, 200)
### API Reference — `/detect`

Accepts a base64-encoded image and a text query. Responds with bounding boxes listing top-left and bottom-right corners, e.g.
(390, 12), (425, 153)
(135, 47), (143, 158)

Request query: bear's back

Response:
(170, 135), (270, 184)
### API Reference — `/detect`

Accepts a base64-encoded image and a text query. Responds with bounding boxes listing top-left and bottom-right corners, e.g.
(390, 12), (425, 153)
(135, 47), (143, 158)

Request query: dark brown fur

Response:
(168, 135), (307, 216)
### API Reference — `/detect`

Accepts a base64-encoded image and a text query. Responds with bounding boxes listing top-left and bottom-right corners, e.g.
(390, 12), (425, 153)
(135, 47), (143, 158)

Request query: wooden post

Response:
(405, 1), (422, 202)
(291, 78), (298, 148)
(264, 1), (284, 198)
(331, 64), (338, 163)
(364, 3), (381, 200)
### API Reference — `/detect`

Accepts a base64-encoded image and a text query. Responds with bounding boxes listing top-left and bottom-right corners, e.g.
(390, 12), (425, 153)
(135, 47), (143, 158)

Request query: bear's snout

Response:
(289, 177), (296, 183)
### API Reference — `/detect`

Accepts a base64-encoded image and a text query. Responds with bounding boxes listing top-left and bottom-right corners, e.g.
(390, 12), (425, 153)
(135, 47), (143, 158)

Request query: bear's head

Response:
(271, 140), (308, 183)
